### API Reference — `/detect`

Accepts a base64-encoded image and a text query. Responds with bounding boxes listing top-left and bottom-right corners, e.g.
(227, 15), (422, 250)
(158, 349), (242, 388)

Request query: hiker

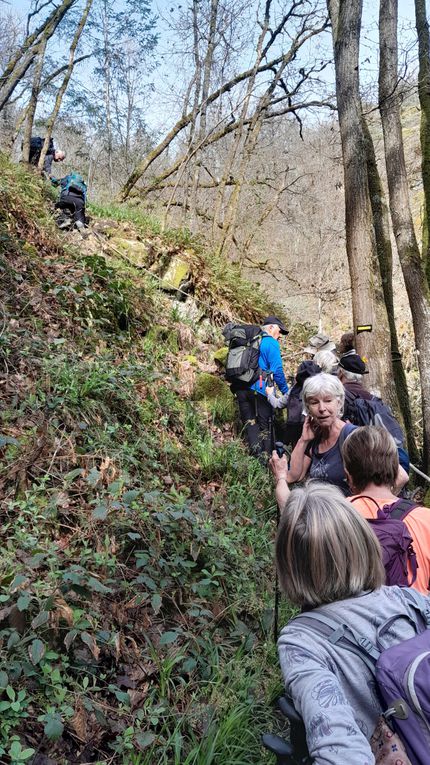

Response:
(276, 481), (430, 765)
(343, 426), (430, 593)
(338, 352), (409, 473)
(337, 330), (356, 358)
(337, 353), (372, 417)
(28, 136), (65, 176)
(303, 332), (336, 359)
(230, 316), (289, 458)
(53, 172), (87, 230)
(312, 349), (338, 374)
(286, 373), (356, 495)
(273, 360), (321, 449)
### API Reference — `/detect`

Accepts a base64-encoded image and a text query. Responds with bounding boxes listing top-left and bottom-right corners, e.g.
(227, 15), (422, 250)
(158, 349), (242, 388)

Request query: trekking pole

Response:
(273, 440), (285, 642)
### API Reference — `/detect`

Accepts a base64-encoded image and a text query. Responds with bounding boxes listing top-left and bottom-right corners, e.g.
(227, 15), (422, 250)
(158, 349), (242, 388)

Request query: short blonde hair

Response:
(302, 372), (345, 416)
(313, 349), (338, 374)
(275, 482), (385, 606)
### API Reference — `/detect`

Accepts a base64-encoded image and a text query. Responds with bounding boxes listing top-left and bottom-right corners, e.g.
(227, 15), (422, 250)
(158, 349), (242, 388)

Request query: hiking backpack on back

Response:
(61, 172), (87, 199)
(222, 323), (262, 385)
(294, 590), (430, 765)
(345, 391), (405, 447)
(29, 136), (54, 163)
(351, 496), (418, 587)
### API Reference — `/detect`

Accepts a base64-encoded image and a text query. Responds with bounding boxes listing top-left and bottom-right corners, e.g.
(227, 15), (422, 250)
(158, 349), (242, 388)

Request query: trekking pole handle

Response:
(275, 441), (285, 458)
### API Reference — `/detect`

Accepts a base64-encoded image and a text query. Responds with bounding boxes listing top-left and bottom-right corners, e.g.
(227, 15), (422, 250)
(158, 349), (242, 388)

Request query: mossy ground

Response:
(0, 155), (293, 764)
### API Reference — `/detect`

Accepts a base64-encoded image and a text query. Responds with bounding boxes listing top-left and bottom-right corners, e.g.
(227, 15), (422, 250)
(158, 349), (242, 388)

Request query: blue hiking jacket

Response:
(250, 333), (289, 397)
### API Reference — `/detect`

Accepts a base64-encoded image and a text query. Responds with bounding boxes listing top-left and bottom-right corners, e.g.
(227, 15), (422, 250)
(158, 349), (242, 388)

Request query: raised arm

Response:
(287, 416), (314, 482)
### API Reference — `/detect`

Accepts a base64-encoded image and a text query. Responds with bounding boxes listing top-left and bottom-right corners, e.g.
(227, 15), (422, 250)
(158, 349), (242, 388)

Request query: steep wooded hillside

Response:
(0, 156), (302, 764)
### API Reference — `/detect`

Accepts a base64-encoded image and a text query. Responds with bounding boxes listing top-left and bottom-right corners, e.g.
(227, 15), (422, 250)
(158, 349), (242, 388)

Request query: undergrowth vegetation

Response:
(0, 155), (292, 763)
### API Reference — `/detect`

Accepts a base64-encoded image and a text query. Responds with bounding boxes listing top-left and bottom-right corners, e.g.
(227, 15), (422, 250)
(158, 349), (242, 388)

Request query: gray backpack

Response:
(222, 323), (263, 385)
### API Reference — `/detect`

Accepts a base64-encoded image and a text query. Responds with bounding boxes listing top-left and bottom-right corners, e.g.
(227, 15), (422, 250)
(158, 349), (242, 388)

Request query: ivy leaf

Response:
(86, 577), (111, 594)
(29, 638), (45, 665)
(135, 731), (156, 750)
(16, 594), (31, 612)
(159, 631), (180, 646)
(86, 467), (100, 487)
(31, 611), (50, 629)
(0, 671), (8, 689)
(122, 489), (140, 505)
(91, 504), (108, 520)
(44, 712), (64, 740)
(151, 594), (162, 614)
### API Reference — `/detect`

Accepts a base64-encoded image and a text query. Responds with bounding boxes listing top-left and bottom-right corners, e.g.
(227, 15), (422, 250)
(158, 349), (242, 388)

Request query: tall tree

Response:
(38, 0), (94, 172)
(0, 0), (77, 112)
(379, 0), (430, 469)
(327, 0), (396, 401)
(415, 0), (430, 283)
(362, 116), (419, 461)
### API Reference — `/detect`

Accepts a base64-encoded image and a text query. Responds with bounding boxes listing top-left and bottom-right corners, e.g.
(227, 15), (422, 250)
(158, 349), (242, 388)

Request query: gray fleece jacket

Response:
(278, 586), (430, 765)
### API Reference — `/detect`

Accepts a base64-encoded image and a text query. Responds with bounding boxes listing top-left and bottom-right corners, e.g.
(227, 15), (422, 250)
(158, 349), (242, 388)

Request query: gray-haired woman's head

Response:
(302, 372), (345, 416)
(313, 349), (338, 374)
(275, 482), (385, 606)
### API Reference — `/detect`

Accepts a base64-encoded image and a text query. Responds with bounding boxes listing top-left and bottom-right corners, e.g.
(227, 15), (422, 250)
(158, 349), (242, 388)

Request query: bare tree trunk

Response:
(379, 0), (430, 469)
(189, 0), (219, 226)
(362, 115), (419, 461)
(38, 0), (93, 172)
(21, 38), (47, 162)
(327, 0), (395, 399)
(0, 0), (76, 112)
(415, 0), (430, 282)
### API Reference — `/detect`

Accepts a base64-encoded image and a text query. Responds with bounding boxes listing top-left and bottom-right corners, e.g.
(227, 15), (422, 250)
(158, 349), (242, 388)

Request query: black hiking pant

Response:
(235, 388), (274, 457)
(58, 191), (86, 225)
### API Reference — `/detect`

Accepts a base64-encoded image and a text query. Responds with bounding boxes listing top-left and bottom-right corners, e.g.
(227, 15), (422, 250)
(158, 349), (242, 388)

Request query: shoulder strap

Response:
(386, 498), (419, 521)
(338, 422), (355, 447)
(402, 588), (430, 627)
(350, 494), (382, 512)
(293, 611), (379, 672)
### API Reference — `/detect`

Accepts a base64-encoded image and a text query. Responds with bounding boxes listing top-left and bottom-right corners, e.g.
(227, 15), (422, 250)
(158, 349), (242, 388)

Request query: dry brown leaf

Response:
(128, 685), (149, 710)
(70, 698), (88, 741)
(54, 597), (74, 627)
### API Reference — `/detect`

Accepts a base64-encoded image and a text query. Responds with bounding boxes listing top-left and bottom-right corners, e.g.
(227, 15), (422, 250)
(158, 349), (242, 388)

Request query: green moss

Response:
(214, 346), (229, 366)
(193, 372), (235, 423)
(160, 256), (190, 291)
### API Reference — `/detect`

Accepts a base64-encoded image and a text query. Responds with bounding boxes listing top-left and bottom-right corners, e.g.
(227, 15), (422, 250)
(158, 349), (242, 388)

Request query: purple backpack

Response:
(351, 496), (418, 587)
(296, 590), (430, 765)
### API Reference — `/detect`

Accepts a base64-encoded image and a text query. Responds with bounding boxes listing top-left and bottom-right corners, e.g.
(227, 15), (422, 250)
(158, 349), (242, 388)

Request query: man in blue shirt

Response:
(234, 316), (289, 459)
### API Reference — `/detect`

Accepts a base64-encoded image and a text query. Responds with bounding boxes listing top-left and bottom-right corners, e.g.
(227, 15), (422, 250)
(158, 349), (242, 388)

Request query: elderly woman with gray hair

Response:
(286, 372), (355, 495)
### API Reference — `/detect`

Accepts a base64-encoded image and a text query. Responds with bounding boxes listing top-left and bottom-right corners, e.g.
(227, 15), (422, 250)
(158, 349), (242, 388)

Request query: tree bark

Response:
(362, 115), (419, 461)
(379, 0), (430, 469)
(327, 0), (395, 399)
(415, 0), (430, 282)
(38, 0), (93, 172)
(21, 37), (47, 162)
(0, 0), (76, 112)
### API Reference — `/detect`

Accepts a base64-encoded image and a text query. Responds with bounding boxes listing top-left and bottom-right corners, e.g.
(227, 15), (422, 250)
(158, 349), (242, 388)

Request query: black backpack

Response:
(29, 136), (54, 164)
(222, 323), (263, 385)
(344, 390), (405, 447)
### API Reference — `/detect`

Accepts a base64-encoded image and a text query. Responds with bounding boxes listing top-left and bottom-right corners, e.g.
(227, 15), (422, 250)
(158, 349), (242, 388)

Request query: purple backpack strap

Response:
(383, 499), (419, 586)
(384, 498), (419, 521)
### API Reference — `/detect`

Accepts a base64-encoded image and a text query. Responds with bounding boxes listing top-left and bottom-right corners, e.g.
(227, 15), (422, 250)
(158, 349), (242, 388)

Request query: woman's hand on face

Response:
(269, 451), (289, 481)
(301, 415), (316, 442)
